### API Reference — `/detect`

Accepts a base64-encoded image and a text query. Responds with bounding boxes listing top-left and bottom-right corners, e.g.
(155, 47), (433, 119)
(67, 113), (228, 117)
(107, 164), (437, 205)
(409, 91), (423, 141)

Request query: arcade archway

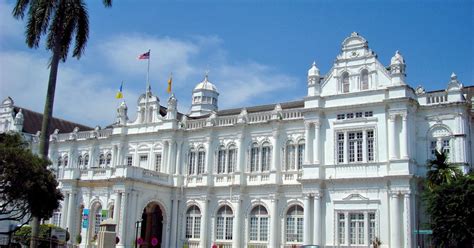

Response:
(139, 202), (164, 248)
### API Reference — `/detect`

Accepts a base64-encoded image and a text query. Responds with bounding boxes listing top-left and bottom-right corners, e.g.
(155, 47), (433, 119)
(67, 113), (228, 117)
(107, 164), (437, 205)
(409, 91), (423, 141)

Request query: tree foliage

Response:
(13, 224), (69, 247)
(424, 150), (473, 247)
(0, 133), (63, 234)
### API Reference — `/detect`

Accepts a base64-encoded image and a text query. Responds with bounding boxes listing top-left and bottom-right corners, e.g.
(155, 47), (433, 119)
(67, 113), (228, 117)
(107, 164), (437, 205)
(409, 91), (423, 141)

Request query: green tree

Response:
(13, 224), (69, 248)
(11, 1), (112, 247)
(424, 173), (474, 247)
(0, 133), (62, 235)
(426, 150), (462, 190)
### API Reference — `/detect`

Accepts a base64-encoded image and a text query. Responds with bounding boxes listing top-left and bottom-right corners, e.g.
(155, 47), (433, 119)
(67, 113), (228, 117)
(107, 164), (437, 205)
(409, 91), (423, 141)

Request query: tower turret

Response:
(189, 73), (219, 117)
(307, 61), (321, 96)
(390, 50), (406, 85)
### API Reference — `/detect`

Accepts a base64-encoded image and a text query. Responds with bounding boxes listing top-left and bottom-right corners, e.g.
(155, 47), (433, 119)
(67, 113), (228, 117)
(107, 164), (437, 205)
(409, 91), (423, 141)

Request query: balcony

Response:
(62, 165), (172, 186)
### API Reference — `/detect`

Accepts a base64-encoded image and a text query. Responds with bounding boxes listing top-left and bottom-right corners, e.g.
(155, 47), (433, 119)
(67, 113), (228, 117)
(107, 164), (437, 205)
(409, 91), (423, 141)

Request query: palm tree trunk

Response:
(31, 43), (61, 248)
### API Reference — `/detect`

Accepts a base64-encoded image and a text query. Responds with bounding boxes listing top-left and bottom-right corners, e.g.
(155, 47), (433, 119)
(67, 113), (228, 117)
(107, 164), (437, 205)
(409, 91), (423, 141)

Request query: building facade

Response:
(1, 32), (473, 248)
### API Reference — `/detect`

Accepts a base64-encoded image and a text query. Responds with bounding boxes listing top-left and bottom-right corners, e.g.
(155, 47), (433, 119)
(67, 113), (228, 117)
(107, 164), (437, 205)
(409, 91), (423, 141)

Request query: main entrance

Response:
(139, 202), (164, 248)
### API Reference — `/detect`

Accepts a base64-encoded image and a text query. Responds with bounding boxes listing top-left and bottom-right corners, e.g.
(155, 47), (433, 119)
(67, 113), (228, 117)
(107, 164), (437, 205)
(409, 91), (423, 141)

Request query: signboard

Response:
(51, 228), (67, 242)
(414, 229), (433, 235)
(101, 209), (108, 219)
(82, 209), (89, 228)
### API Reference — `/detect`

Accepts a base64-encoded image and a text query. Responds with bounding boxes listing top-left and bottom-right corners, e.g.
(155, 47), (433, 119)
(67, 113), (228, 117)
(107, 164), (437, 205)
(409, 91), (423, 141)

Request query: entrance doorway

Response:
(140, 202), (164, 248)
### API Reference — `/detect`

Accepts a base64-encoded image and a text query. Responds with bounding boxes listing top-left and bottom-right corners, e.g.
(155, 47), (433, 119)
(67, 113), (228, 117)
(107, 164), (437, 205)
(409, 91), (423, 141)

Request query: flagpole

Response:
(145, 49), (150, 123)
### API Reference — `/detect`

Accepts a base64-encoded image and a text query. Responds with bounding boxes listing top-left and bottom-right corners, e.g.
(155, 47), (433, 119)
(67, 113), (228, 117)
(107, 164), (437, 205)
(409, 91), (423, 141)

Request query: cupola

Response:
(390, 50), (406, 85)
(307, 61), (321, 97)
(189, 73), (219, 117)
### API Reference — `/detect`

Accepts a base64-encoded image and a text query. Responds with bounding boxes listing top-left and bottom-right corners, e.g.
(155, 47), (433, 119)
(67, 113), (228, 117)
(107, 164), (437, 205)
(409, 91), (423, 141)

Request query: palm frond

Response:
(72, 0), (89, 59)
(12, 0), (31, 19)
(102, 0), (112, 7)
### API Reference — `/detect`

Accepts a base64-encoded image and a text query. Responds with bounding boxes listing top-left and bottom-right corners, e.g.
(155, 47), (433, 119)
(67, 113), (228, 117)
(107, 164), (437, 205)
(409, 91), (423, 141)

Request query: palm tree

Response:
(426, 150), (462, 190)
(12, 1), (112, 247)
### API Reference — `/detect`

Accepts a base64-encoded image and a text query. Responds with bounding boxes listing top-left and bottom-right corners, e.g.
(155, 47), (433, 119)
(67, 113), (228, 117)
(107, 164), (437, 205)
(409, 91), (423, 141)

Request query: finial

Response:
(204, 70), (210, 81)
(312, 61), (316, 67)
(351, 31), (358, 37)
(451, 72), (457, 80)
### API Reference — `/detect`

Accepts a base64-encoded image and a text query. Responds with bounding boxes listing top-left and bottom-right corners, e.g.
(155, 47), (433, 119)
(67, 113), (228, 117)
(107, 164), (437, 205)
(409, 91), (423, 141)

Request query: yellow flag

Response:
(167, 73), (172, 93)
(115, 81), (124, 99)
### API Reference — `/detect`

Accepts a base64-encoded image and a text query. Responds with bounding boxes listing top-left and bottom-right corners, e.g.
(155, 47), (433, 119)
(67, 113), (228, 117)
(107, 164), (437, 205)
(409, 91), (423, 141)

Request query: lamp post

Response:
(135, 219), (142, 248)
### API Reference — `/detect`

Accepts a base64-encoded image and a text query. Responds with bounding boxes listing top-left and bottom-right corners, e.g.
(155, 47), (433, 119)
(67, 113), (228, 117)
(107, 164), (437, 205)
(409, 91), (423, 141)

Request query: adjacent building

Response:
(1, 32), (472, 248)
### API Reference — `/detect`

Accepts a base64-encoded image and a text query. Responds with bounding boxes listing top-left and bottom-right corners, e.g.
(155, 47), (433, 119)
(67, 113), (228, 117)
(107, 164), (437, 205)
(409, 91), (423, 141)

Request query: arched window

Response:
(57, 157), (62, 167)
(227, 145), (237, 173)
(297, 140), (305, 170)
(63, 155), (68, 167)
(84, 154), (89, 166)
(188, 148), (196, 175)
(261, 142), (271, 172)
(78, 155), (84, 167)
(249, 205), (269, 242)
(361, 69), (369, 90)
(99, 153), (105, 166)
(216, 205), (234, 240)
(286, 205), (304, 243)
(286, 141), (296, 171)
(106, 153), (112, 166)
(185, 205), (201, 239)
(217, 146), (226, 174)
(197, 147), (205, 174)
(90, 203), (103, 239)
(342, 72), (350, 93)
(250, 143), (259, 172)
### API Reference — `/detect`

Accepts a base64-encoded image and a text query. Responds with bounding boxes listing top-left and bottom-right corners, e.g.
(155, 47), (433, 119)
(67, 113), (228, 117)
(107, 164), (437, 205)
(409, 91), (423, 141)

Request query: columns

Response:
(404, 193), (412, 248)
(67, 191), (76, 240)
(390, 192), (401, 248)
(271, 128), (279, 172)
(312, 193), (321, 246)
(170, 198), (179, 248)
(344, 212), (349, 245)
(61, 192), (70, 228)
(167, 140), (174, 174)
(269, 197), (279, 248)
(401, 114), (408, 159)
(119, 192), (128, 246)
(205, 138), (213, 174)
(388, 114), (397, 160)
(362, 130), (367, 163)
(175, 141), (182, 175)
(237, 134), (245, 173)
(200, 199), (208, 248)
(303, 195), (312, 245)
(113, 191), (122, 229)
(232, 198), (241, 248)
(304, 122), (312, 164)
(313, 121), (320, 164)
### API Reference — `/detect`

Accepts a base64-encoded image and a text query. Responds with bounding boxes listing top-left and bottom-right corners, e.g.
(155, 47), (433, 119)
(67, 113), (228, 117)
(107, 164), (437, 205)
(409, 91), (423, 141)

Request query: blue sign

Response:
(82, 209), (89, 228)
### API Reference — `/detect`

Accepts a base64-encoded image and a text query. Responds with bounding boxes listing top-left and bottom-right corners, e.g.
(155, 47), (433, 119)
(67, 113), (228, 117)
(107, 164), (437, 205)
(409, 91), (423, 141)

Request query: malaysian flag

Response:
(138, 51), (150, 59)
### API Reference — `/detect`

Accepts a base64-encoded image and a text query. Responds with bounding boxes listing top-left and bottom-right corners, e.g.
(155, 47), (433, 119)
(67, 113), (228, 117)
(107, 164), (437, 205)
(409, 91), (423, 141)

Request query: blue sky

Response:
(0, 0), (472, 127)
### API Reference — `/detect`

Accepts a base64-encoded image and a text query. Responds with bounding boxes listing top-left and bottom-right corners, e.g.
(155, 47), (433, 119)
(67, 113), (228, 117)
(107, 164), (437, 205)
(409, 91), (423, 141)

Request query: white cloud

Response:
(0, 32), (298, 127)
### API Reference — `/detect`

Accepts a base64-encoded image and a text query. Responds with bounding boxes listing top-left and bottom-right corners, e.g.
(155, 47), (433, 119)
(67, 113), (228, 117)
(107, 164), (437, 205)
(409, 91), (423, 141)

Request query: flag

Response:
(167, 73), (172, 93)
(138, 51), (150, 60)
(115, 81), (124, 99)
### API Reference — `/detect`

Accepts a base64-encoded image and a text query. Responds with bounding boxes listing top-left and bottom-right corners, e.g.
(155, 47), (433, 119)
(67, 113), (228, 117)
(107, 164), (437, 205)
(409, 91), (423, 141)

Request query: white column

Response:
(61, 192), (70, 228)
(205, 138), (213, 174)
(312, 193), (321, 246)
(313, 121), (320, 164)
(362, 130), (367, 163)
(388, 114), (397, 160)
(67, 192), (76, 240)
(113, 192), (122, 227)
(364, 212), (369, 245)
(271, 130), (279, 171)
(119, 192), (128, 246)
(167, 140), (174, 173)
(237, 134), (245, 173)
(343, 131), (348, 163)
(303, 195), (312, 245)
(232, 199), (241, 248)
(404, 193), (412, 248)
(304, 122), (312, 164)
(270, 197), (279, 248)
(401, 114), (408, 159)
(344, 212), (349, 245)
(200, 199), (208, 248)
(170, 198), (179, 248)
(175, 141), (182, 175)
(390, 192), (401, 248)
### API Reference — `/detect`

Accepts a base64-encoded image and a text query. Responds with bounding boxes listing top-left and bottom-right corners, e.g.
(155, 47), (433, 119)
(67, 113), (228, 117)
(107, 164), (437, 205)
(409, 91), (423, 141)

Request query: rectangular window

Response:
(356, 112), (363, 118)
(261, 146), (271, 171)
(194, 216), (201, 238)
(367, 130), (374, 161)
(286, 217), (295, 242)
(216, 217), (224, 239)
(139, 155), (148, 168)
(250, 217), (258, 240)
(250, 147), (259, 172)
(186, 216), (193, 238)
(347, 113), (354, 119)
(364, 111), (373, 117)
(126, 156), (133, 166)
(338, 213), (345, 244)
(369, 213), (376, 243)
(348, 133), (355, 162)
(260, 217), (269, 241)
(297, 144), (305, 170)
(349, 213), (364, 245)
(197, 151), (205, 174)
(356, 132), (363, 162)
(442, 139), (450, 155)
(337, 114), (345, 120)
(155, 153), (162, 172)
(52, 212), (61, 226)
(296, 217), (303, 242)
(337, 133), (345, 163)
(225, 217), (233, 240)
(348, 132), (363, 162)
(430, 141), (437, 157)
(188, 152), (196, 175)
(217, 150), (226, 174)
(228, 149), (236, 173)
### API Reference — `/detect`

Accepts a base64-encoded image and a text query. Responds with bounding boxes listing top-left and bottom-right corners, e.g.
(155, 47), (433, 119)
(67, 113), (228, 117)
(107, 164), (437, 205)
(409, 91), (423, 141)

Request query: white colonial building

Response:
(1, 32), (473, 248)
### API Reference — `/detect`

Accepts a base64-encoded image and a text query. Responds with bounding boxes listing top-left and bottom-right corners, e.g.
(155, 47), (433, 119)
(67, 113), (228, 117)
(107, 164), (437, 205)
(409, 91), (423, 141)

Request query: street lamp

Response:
(135, 219), (142, 248)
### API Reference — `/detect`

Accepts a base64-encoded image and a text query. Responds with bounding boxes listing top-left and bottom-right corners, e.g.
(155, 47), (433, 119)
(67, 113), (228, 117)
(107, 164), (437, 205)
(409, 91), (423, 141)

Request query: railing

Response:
(282, 171), (302, 181)
(426, 92), (448, 104)
(214, 241), (232, 248)
(185, 240), (200, 248)
(281, 109), (303, 120)
(54, 129), (113, 142)
(216, 116), (238, 126)
(325, 162), (387, 179)
(186, 119), (207, 130)
(247, 242), (268, 248)
(246, 172), (271, 184)
(248, 112), (272, 123)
